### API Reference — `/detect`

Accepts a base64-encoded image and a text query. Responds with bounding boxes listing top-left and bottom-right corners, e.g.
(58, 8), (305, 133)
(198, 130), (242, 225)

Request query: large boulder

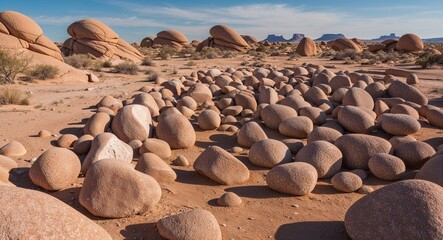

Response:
(193, 146), (249, 185)
(368, 153), (405, 181)
(0, 186), (112, 239)
(296, 37), (317, 56)
(345, 180), (443, 240)
(156, 109), (196, 149)
(295, 141), (342, 178)
(396, 34), (424, 52)
(387, 80), (428, 105)
(261, 104), (298, 130)
(157, 209), (222, 240)
(197, 25), (249, 52)
(62, 19), (142, 62)
(249, 139), (292, 168)
(29, 147), (80, 191)
(135, 153), (176, 183)
(279, 116), (313, 138)
(79, 158), (161, 218)
(0, 140), (26, 157)
(153, 30), (189, 49)
(266, 162), (318, 196)
(111, 104), (153, 143)
(330, 38), (363, 53)
(416, 155), (443, 187)
(338, 106), (374, 133)
(237, 121), (268, 148)
(83, 112), (111, 137)
(378, 113), (420, 135)
(82, 132), (133, 174)
(393, 141), (436, 169)
(335, 134), (391, 169)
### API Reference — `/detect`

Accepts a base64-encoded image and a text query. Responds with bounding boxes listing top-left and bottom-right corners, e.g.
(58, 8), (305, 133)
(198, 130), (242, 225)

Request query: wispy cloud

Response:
(34, 2), (443, 42)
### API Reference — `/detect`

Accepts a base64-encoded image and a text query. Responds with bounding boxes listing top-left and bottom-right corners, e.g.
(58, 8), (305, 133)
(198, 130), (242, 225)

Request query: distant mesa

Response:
(0, 11), (95, 83)
(62, 19), (143, 62)
(370, 33), (399, 42)
(196, 25), (250, 52)
(263, 33), (305, 43)
(315, 34), (346, 42)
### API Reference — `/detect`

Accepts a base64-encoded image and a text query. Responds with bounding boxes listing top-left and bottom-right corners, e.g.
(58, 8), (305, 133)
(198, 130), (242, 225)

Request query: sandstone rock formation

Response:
(197, 25), (250, 52)
(62, 19), (143, 62)
(152, 30), (189, 49)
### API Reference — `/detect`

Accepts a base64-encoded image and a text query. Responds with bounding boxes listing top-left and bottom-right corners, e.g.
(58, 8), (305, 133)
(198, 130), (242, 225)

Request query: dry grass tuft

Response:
(0, 88), (30, 105)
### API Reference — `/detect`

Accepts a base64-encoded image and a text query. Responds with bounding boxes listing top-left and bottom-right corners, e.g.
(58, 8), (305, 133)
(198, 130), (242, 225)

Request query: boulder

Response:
(157, 209), (222, 240)
(335, 134), (391, 169)
(416, 155), (443, 187)
(0, 141), (26, 157)
(330, 38), (363, 52)
(249, 139), (292, 168)
(217, 192), (242, 207)
(79, 158), (161, 218)
(198, 109), (221, 130)
(342, 87), (374, 110)
(154, 30), (189, 49)
(427, 108), (443, 128)
(278, 116), (313, 138)
(396, 34), (424, 52)
(0, 155), (17, 171)
(261, 104), (298, 129)
(345, 180), (443, 240)
(73, 134), (94, 155)
(29, 147), (80, 191)
(82, 133), (133, 174)
(193, 146), (249, 185)
(296, 37), (317, 56)
(57, 134), (78, 148)
(140, 36), (155, 47)
(237, 121), (268, 148)
(338, 106), (374, 133)
(368, 153), (405, 180)
(295, 141), (342, 178)
(83, 112), (111, 137)
(378, 113), (420, 135)
(135, 153), (176, 183)
(299, 107), (326, 125)
(266, 162), (318, 196)
(111, 104), (153, 143)
(331, 172), (362, 193)
(156, 109), (196, 149)
(394, 141), (436, 169)
(307, 126), (342, 143)
(0, 186), (112, 239)
(132, 93), (160, 117)
(387, 80), (428, 105)
(139, 138), (171, 159)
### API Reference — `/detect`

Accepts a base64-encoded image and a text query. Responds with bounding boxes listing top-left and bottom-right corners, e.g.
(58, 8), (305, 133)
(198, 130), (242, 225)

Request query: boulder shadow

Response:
(275, 221), (349, 240)
(8, 167), (35, 189)
(424, 137), (443, 148)
(312, 183), (338, 195)
(120, 222), (161, 240)
(236, 155), (269, 171)
(225, 185), (291, 199)
(174, 168), (219, 186)
(207, 198), (220, 207)
(59, 127), (83, 136)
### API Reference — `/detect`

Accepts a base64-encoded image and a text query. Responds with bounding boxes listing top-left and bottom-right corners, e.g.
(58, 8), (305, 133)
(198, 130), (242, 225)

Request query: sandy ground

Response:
(1, 55), (443, 240)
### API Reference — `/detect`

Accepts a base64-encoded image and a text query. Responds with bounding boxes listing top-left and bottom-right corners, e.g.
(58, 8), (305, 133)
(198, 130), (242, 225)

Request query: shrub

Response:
(102, 60), (113, 68)
(0, 49), (31, 84)
(158, 46), (176, 60)
(145, 70), (159, 82)
(415, 53), (443, 69)
(141, 57), (155, 66)
(113, 61), (139, 74)
(27, 64), (59, 80)
(63, 54), (94, 69)
(0, 88), (30, 105)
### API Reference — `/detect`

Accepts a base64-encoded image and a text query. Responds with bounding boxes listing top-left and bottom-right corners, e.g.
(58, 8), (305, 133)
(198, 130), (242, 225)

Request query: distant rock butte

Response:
(315, 34), (346, 41)
(263, 33), (305, 43)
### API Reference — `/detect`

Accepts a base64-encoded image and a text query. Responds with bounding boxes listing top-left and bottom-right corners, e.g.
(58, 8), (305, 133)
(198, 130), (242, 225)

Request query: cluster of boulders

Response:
(62, 19), (143, 62)
(140, 30), (190, 49)
(2, 59), (443, 238)
(197, 25), (251, 52)
(368, 33), (424, 53)
(0, 11), (95, 82)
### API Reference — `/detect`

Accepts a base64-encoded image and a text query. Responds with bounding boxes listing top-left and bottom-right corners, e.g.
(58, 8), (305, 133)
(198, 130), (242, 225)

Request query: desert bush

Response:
(63, 54), (94, 69)
(113, 61), (139, 74)
(222, 50), (237, 58)
(158, 46), (176, 60)
(27, 64), (59, 80)
(177, 47), (196, 58)
(0, 88), (30, 105)
(141, 57), (155, 66)
(101, 59), (113, 68)
(333, 49), (359, 60)
(0, 49), (31, 84)
(145, 70), (159, 82)
(416, 53), (443, 68)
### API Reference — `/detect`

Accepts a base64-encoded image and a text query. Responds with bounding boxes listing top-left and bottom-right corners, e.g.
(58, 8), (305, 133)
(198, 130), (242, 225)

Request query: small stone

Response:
(231, 147), (243, 153)
(217, 192), (242, 207)
(172, 155), (189, 166)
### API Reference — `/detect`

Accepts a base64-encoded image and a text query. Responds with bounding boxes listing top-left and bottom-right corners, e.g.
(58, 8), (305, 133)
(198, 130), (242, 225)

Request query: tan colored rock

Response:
(330, 38), (363, 52)
(57, 134), (78, 148)
(157, 209), (222, 240)
(249, 139), (292, 168)
(387, 80), (428, 105)
(0, 155), (17, 172)
(82, 133), (133, 174)
(132, 93), (160, 117)
(266, 162), (318, 196)
(84, 112), (111, 137)
(139, 138), (171, 159)
(378, 113), (420, 135)
(416, 155), (443, 187)
(237, 121), (267, 148)
(111, 104), (153, 143)
(342, 87), (374, 110)
(307, 126), (342, 143)
(296, 37), (317, 56)
(299, 107), (327, 125)
(391, 104), (419, 119)
(278, 116), (313, 138)
(140, 36), (155, 47)
(338, 106), (374, 133)
(209, 25), (249, 51)
(73, 134), (94, 155)
(427, 108), (443, 128)
(156, 110), (196, 149)
(331, 172), (362, 192)
(194, 146), (249, 185)
(135, 153), (176, 183)
(396, 34), (424, 52)
(29, 147), (80, 191)
(217, 192), (242, 207)
(261, 104), (298, 130)
(335, 134), (391, 169)
(345, 180), (443, 240)
(295, 141), (342, 178)
(172, 155), (189, 166)
(198, 109), (221, 130)
(79, 158), (161, 218)
(0, 141), (26, 157)
(0, 186), (112, 239)
(368, 153), (405, 180)
(97, 95), (123, 113)
(37, 130), (52, 138)
(394, 141), (436, 169)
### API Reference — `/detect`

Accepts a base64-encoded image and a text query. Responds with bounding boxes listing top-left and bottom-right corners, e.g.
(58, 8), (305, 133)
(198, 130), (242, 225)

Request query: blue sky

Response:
(2, 0), (443, 43)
